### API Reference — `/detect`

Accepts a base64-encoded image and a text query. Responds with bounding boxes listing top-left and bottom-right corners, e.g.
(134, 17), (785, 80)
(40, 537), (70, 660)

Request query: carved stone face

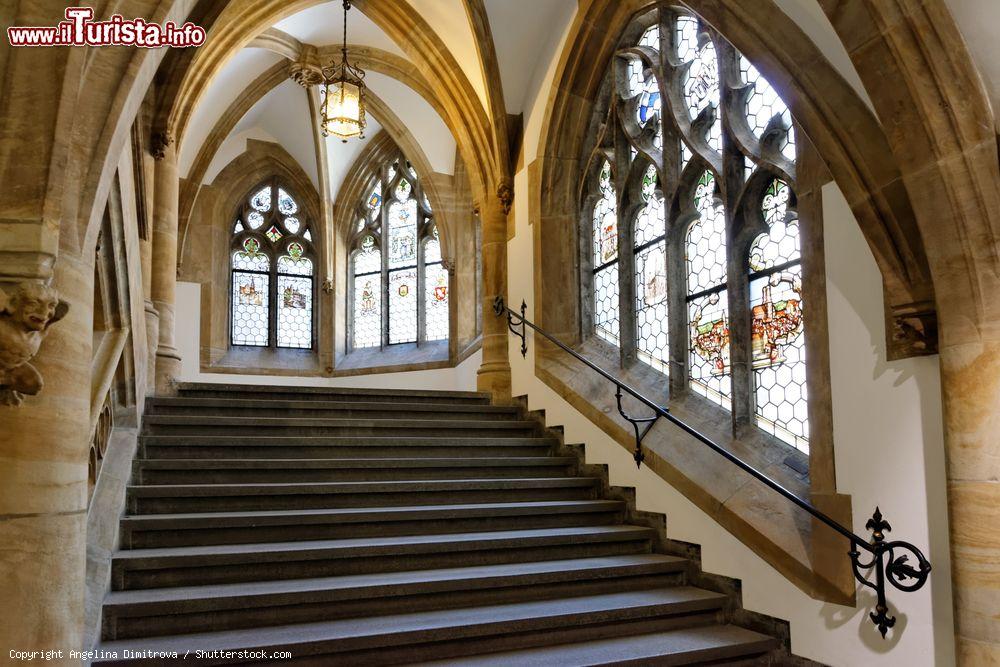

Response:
(12, 285), (58, 332)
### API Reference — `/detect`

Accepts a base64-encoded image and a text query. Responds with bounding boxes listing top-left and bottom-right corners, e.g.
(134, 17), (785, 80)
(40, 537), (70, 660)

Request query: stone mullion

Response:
(717, 40), (753, 436)
(661, 14), (690, 397)
(614, 113), (637, 368)
(380, 174), (390, 349)
(416, 218), (427, 346)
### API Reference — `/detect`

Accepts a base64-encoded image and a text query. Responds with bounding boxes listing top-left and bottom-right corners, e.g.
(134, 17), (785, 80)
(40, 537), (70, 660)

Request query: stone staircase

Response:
(95, 382), (794, 666)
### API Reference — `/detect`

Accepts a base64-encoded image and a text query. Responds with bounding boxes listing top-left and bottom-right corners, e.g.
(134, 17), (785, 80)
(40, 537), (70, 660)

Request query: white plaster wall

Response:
(173, 282), (481, 391)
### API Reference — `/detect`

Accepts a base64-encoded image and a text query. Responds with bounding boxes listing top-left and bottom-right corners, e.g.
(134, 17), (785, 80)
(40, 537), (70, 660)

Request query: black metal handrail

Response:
(494, 296), (931, 638)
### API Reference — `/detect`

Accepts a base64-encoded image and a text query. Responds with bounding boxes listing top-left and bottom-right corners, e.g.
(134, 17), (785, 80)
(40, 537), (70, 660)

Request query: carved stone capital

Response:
(496, 181), (514, 216)
(150, 130), (174, 160)
(321, 279), (334, 295)
(0, 280), (69, 406)
(440, 258), (456, 275)
(887, 302), (938, 360)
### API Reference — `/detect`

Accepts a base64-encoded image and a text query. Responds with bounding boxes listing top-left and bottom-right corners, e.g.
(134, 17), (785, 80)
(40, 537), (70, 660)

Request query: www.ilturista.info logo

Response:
(7, 7), (205, 48)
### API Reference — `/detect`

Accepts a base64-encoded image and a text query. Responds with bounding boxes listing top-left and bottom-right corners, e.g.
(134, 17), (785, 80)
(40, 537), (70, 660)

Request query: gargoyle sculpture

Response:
(0, 281), (69, 406)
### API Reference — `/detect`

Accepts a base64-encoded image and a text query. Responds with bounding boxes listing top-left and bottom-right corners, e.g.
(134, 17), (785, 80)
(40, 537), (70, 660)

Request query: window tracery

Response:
(348, 155), (448, 349)
(582, 8), (810, 453)
(230, 181), (315, 349)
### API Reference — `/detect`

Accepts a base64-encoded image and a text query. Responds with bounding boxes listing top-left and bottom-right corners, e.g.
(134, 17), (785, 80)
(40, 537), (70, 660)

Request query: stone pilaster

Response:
(0, 251), (92, 664)
(150, 138), (181, 395)
(476, 184), (512, 400)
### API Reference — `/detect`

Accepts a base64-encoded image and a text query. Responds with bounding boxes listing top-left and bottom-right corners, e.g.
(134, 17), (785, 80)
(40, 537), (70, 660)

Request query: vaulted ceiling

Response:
(178, 0), (1000, 211)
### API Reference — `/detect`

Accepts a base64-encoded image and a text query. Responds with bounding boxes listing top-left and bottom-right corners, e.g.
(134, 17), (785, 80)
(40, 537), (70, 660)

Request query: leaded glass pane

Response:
(425, 262), (449, 341)
(751, 267), (807, 451)
(740, 56), (796, 162)
(634, 170), (663, 247)
(354, 236), (381, 275)
(688, 291), (731, 407)
(681, 34), (722, 152)
(639, 24), (659, 51)
(277, 188), (298, 215)
(425, 235), (441, 264)
(231, 271), (269, 346)
(388, 269), (418, 344)
(368, 182), (383, 220)
(234, 220), (244, 233)
(304, 229), (312, 242)
(277, 275), (312, 349)
(636, 241), (669, 373)
(353, 273), (381, 348)
(594, 263), (620, 345)
(686, 173), (727, 292)
(233, 247), (268, 272)
(395, 178), (412, 200)
(284, 217), (300, 234)
(388, 200), (417, 269)
(250, 186), (271, 212)
(751, 179), (807, 452)
(686, 171), (730, 407)
(593, 161), (617, 265)
(247, 211), (264, 229)
(277, 254), (313, 277)
(266, 225), (282, 243)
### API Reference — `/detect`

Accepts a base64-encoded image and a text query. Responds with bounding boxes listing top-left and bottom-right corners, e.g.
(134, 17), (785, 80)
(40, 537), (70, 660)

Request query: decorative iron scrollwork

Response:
(493, 301), (932, 640)
(849, 507), (932, 638)
(494, 296), (527, 358)
(614, 386), (659, 467)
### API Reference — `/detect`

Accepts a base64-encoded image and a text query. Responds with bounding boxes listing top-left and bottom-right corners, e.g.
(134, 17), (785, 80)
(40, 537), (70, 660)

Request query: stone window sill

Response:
(533, 335), (855, 604)
(201, 340), (455, 378)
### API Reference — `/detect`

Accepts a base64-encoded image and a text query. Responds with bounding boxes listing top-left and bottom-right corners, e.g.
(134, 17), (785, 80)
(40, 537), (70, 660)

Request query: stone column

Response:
(476, 184), (512, 400)
(150, 134), (181, 395)
(0, 252), (92, 663)
(940, 321), (1000, 663)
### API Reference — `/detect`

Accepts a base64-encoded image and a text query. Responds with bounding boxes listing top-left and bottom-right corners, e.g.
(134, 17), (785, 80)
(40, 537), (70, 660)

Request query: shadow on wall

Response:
(820, 589), (907, 653)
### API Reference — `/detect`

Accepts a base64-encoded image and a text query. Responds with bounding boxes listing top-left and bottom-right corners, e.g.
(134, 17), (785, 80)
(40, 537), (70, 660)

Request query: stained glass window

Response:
(230, 180), (315, 349)
(348, 154), (449, 349)
(634, 165), (669, 373)
(583, 8), (810, 452)
(686, 172), (730, 407)
(592, 160), (620, 345)
(750, 180), (807, 452)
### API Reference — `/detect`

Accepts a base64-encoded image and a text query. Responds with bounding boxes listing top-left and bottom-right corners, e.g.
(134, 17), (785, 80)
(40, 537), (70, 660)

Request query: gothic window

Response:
(230, 180), (315, 349)
(348, 155), (449, 349)
(581, 8), (810, 453)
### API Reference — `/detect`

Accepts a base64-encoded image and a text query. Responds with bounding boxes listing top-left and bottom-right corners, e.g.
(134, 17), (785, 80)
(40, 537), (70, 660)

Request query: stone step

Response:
(142, 415), (540, 438)
(140, 435), (557, 459)
(127, 477), (601, 514)
(95, 588), (729, 666)
(148, 397), (520, 421)
(102, 554), (690, 640)
(416, 624), (781, 666)
(175, 382), (491, 405)
(120, 499), (625, 548)
(134, 456), (577, 484)
(110, 525), (656, 591)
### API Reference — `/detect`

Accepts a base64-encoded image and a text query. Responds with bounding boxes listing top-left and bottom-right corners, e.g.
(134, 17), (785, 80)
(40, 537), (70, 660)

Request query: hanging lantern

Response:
(320, 0), (367, 142)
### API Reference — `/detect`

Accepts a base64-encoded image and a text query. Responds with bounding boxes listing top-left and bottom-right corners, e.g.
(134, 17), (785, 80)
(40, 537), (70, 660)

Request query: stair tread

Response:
(128, 477), (598, 496)
(150, 397), (518, 413)
(104, 554), (688, 608)
(175, 382), (491, 400)
(112, 525), (655, 561)
(98, 587), (725, 654)
(414, 625), (780, 666)
(121, 499), (624, 525)
(145, 415), (536, 427)
(136, 457), (575, 469)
